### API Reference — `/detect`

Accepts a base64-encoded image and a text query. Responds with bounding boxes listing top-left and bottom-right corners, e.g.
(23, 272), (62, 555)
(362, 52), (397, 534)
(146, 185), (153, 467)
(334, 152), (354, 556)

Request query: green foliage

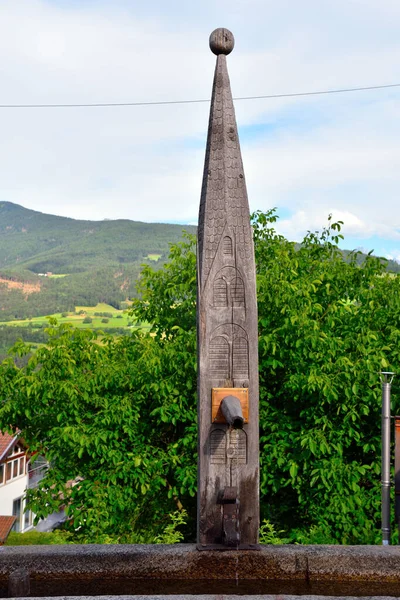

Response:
(5, 530), (73, 545)
(0, 325), (48, 363)
(0, 266), (141, 322)
(0, 304), (137, 357)
(0, 319), (196, 543)
(82, 316), (93, 324)
(253, 209), (400, 544)
(259, 519), (289, 544)
(5, 512), (187, 546)
(153, 510), (188, 544)
(1, 211), (400, 544)
(132, 232), (196, 340)
(133, 212), (400, 543)
(287, 525), (337, 545)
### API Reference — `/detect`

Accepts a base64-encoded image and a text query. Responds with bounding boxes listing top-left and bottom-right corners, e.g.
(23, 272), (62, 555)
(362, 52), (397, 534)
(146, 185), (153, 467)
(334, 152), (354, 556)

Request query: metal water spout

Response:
(221, 395), (244, 429)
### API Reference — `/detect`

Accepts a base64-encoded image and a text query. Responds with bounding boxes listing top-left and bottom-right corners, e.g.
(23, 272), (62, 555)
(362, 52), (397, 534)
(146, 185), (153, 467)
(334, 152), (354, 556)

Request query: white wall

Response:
(0, 474), (27, 515)
(0, 459), (63, 534)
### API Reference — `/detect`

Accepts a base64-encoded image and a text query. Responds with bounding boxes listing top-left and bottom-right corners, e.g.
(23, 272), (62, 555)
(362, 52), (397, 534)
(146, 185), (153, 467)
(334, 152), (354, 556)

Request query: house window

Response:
(24, 508), (32, 530)
(5, 458), (25, 483)
(12, 497), (22, 532)
(0, 464), (3, 485)
(11, 445), (21, 457)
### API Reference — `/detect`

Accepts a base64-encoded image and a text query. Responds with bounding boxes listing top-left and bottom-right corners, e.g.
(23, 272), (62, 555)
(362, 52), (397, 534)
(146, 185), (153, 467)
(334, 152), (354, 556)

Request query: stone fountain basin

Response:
(1, 544), (400, 598)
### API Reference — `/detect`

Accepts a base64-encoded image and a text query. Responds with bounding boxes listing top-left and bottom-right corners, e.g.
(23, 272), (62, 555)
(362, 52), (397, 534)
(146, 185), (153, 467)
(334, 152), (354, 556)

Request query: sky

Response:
(1, 0), (400, 259)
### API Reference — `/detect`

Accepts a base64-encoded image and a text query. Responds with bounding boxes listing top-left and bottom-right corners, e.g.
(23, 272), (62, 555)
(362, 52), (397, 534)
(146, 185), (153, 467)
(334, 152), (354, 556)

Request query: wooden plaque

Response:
(212, 388), (249, 423)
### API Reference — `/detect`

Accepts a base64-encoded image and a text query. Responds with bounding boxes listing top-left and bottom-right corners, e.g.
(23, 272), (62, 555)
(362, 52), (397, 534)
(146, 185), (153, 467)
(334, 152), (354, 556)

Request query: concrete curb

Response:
(1, 544), (400, 597)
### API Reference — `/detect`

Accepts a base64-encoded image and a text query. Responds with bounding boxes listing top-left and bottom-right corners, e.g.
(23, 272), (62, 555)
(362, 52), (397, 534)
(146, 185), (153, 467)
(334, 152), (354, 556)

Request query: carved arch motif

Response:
(231, 276), (244, 306)
(228, 429), (247, 465)
(223, 236), (233, 255)
(209, 336), (229, 380)
(209, 324), (249, 382)
(232, 337), (249, 379)
(210, 429), (227, 464)
(213, 278), (228, 307)
(212, 266), (245, 309)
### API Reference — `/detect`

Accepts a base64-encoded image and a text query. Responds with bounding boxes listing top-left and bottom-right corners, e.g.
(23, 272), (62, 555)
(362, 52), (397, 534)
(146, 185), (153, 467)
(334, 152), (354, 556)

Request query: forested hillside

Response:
(0, 202), (196, 321)
(1, 202), (398, 325)
(0, 201), (195, 273)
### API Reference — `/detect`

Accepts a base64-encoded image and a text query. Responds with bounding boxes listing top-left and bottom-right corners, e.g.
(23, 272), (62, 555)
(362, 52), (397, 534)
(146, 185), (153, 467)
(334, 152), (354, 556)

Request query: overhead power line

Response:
(0, 82), (399, 108)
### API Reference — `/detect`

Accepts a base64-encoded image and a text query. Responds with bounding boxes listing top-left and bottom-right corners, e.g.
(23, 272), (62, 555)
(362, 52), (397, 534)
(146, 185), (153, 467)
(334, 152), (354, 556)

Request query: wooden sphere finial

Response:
(209, 28), (235, 55)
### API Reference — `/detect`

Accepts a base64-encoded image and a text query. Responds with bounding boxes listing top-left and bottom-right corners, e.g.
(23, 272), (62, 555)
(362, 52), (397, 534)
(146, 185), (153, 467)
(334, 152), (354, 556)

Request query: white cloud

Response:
(276, 209), (400, 244)
(241, 94), (400, 245)
(0, 0), (399, 258)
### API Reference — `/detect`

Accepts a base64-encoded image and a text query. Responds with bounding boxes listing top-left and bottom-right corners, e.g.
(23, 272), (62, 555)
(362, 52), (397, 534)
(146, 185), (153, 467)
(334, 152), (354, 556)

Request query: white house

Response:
(0, 431), (56, 534)
(0, 432), (33, 532)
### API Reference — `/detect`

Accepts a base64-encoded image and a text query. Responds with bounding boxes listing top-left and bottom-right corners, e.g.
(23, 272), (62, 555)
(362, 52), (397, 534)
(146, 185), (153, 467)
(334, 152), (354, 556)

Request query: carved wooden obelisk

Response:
(197, 28), (259, 547)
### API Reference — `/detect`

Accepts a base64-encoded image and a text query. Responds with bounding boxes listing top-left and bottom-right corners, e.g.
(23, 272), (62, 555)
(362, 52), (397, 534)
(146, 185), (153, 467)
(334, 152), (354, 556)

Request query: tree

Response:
(133, 233), (196, 339)
(253, 210), (400, 543)
(134, 214), (400, 543)
(0, 321), (196, 542)
(1, 215), (400, 543)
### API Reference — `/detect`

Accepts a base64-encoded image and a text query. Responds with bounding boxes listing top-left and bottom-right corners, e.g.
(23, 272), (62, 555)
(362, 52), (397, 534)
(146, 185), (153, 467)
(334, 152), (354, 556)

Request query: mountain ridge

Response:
(0, 201), (196, 321)
(0, 201), (196, 274)
(1, 201), (399, 324)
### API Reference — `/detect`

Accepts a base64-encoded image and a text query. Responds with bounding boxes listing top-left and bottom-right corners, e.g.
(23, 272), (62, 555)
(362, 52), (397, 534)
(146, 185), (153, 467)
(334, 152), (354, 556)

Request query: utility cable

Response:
(0, 82), (399, 108)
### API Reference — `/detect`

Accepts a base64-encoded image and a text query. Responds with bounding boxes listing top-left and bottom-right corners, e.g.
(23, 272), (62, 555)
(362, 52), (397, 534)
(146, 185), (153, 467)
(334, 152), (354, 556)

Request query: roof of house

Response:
(0, 516), (16, 544)
(0, 432), (17, 462)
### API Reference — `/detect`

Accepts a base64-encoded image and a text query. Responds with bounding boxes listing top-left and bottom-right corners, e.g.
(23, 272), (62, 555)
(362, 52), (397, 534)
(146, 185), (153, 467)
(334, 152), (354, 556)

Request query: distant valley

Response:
(0, 201), (196, 359)
(1, 200), (399, 362)
(0, 201), (196, 321)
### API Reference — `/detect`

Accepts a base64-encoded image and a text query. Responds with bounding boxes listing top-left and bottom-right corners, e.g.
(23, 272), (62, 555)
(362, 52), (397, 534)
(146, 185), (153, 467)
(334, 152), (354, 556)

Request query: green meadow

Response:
(0, 303), (149, 331)
(147, 253), (162, 261)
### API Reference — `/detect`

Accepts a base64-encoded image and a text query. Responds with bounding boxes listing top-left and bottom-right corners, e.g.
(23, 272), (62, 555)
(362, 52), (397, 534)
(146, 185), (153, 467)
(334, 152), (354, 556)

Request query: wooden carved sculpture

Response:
(197, 28), (259, 548)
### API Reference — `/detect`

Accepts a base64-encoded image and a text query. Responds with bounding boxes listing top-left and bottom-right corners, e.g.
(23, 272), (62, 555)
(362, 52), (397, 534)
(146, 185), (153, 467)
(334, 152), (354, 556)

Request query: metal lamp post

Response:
(381, 371), (394, 545)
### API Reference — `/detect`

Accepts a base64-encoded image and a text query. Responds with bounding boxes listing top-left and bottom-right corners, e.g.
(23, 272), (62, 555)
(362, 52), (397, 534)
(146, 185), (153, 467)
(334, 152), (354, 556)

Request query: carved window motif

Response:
(230, 276), (244, 307)
(210, 429), (227, 464)
(228, 429), (247, 465)
(236, 430), (247, 464)
(213, 267), (245, 310)
(232, 337), (249, 379)
(213, 278), (228, 308)
(209, 336), (229, 379)
(223, 236), (233, 255)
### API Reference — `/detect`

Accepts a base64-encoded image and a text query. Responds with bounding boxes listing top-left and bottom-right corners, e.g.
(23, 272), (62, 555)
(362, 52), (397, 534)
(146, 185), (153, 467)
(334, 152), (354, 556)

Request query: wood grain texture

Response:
(197, 39), (259, 545)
